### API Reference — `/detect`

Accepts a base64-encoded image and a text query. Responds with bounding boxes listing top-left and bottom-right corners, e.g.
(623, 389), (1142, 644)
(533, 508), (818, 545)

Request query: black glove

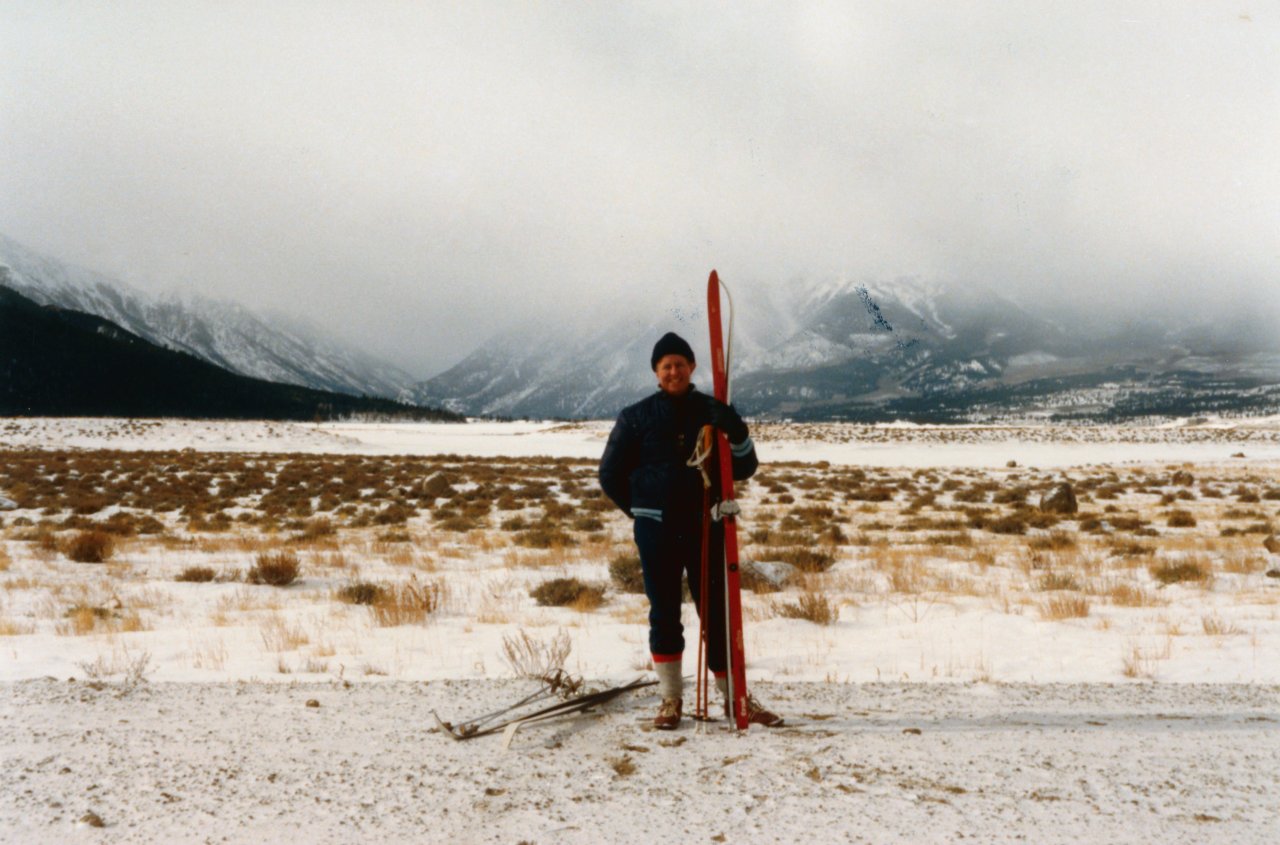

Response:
(706, 397), (749, 443)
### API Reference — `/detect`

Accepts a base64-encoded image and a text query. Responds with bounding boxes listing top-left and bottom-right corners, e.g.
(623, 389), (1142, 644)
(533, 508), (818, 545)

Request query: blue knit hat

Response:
(650, 332), (695, 370)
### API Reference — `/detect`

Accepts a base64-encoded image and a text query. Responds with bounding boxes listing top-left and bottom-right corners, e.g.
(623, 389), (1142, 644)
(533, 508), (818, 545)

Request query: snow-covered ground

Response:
(2, 416), (1279, 842)
(3, 413), (1280, 466)
(3, 680), (1277, 844)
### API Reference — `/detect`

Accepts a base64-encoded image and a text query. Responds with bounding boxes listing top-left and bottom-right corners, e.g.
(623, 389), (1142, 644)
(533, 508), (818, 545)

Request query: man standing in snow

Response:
(599, 332), (782, 730)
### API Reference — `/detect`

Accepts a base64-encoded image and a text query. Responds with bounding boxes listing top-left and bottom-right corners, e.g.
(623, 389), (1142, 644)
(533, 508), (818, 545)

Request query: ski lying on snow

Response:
(433, 678), (656, 742)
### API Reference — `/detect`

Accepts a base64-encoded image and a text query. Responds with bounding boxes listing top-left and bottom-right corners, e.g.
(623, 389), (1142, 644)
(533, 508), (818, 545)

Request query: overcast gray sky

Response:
(2, 2), (1277, 376)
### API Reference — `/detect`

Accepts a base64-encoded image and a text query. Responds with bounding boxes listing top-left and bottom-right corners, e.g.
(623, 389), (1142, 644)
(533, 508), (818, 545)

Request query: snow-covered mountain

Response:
(0, 233), (420, 401)
(416, 277), (1280, 421)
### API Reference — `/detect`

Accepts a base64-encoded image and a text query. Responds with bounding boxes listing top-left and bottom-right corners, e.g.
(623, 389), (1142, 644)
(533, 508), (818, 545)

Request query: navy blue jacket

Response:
(598, 386), (758, 525)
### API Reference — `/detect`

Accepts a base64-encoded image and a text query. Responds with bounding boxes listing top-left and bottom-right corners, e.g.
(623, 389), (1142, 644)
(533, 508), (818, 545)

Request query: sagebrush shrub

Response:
(65, 530), (114, 563)
(530, 577), (605, 608)
(337, 581), (384, 605)
(608, 554), (645, 594)
(771, 547), (835, 573)
(1150, 558), (1209, 585)
(248, 551), (300, 586)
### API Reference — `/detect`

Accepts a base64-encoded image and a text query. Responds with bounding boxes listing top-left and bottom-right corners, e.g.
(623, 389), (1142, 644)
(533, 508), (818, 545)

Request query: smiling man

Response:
(598, 331), (781, 730)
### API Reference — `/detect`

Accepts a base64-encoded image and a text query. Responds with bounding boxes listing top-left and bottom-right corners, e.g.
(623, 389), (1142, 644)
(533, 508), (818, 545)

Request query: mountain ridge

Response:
(0, 233), (421, 401)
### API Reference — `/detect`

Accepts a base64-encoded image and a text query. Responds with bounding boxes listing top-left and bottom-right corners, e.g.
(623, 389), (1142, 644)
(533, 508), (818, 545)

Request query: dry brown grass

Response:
(1102, 580), (1165, 607)
(774, 590), (839, 625)
(0, 615), (36, 635)
(371, 579), (447, 626)
(259, 614), (310, 651)
(1201, 614), (1243, 636)
(1149, 557), (1211, 586)
(1040, 593), (1090, 620)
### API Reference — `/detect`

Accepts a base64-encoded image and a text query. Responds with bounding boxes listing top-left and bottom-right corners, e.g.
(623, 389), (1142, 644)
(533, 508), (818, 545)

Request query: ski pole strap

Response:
(686, 424), (714, 488)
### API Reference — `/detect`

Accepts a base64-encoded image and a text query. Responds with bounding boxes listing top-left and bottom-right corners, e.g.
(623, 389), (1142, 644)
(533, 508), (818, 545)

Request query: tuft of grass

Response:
(1040, 594), (1090, 620)
(1201, 614), (1242, 636)
(530, 577), (606, 608)
(371, 581), (445, 627)
(247, 551), (300, 587)
(1037, 572), (1081, 592)
(0, 615), (36, 636)
(774, 590), (838, 625)
(1150, 558), (1210, 586)
(176, 566), (216, 583)
(1166, 510), (1197, 528)
(65, 530), (114, 563)
(336, 581), (384, 605)
(371, 579), (445, 626)
(1105, 581), (1164, 607)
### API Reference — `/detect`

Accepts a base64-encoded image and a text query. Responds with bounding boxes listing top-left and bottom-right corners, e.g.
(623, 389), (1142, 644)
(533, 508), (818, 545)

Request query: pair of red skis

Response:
(695, 269), (750, 731)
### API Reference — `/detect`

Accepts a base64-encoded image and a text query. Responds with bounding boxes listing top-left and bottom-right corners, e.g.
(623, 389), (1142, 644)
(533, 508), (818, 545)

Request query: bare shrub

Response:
(774, 590), (838, 625)
(530, 577), (606, 608)
(500, 627), (572, 679)
(176, 566), (216, 583)
(371, 579), (445, 626)
(248, 551), (300, 587)
(1166, 510), (1197, 528)
(608, 553), (645, 594)
(65, 530), (114, 563)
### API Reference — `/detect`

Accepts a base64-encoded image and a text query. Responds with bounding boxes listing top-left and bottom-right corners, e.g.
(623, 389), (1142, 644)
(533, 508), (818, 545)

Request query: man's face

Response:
(655, 354), (695, 396)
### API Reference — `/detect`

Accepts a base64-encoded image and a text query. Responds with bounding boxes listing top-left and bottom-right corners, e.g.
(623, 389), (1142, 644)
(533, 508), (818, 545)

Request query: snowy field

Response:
(2, 416), (1280, 843)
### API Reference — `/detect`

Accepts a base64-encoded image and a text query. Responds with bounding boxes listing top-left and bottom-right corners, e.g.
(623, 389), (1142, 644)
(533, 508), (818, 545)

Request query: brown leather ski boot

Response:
(742, 693), (784, 728)
(654, 697), (683, 730)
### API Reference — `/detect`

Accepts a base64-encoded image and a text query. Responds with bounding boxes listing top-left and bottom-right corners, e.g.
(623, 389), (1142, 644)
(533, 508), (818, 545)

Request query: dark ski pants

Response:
(633, 515), (727, 674)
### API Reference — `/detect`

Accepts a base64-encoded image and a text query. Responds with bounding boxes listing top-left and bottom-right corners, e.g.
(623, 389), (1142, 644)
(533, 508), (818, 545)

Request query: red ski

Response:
(706, 269), (749, 730)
